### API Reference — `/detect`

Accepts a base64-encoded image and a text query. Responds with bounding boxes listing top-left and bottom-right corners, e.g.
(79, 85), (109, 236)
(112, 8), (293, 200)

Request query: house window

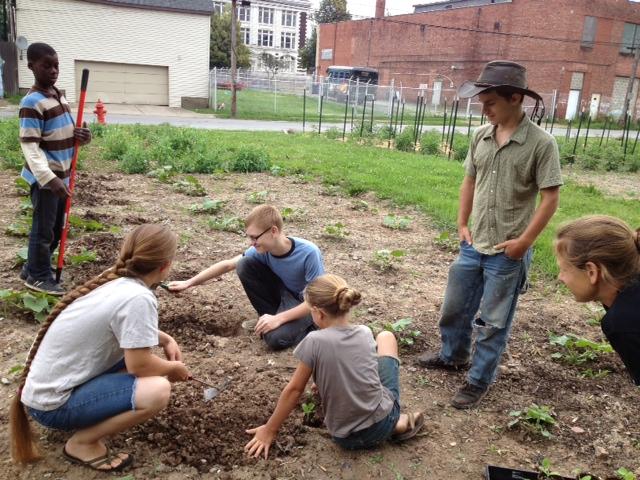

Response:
(621, 22), (640, 54)
(258, 29), (273, 47)
(239, 6), (250, 22)
(282, 10), (297, 27)
(241, 27), (250, 45)
(259, 7), (274, 25)
(213, 1), (225, 15)
(581, 16), (597, 48)
(281, 32), (296, 49)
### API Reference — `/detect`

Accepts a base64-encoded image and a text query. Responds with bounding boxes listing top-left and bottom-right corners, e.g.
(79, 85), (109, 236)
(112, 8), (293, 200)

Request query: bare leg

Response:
(64, 376), (171, 469)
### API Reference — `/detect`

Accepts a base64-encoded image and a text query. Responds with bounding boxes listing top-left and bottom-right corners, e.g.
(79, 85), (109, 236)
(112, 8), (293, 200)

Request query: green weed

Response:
(247, 190), (268, 204)
(227, 146), (271, 173)
(370, 318), (421, 348)
(433, 230), (460, 253)
(0, 289), (58, 322)
(208, 216), (244, 234)
(280, 206), (307, 222)
(370, 249), (406, 272)
(69, 249), (98, 266)
(172, 176), (206, 197)
(147, 165), (177, 183)
(382, 214), (412, 230)
(15, 177), (31, 196)
(616, 467), (637, 480)
(69, 215), (106, 232)
(188, 199), (226, 215)
(508, 404), (556, 439)
(322, 222), (349, 240)
(549, 333), (613, 365)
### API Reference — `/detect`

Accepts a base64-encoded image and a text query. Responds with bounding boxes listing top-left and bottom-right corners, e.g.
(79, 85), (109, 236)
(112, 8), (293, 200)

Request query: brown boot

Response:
(417, 351), (469, 371)
(450, 382), (488, 409)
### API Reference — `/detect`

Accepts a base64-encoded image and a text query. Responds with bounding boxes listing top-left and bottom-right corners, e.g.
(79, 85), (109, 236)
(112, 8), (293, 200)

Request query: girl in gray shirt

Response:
(10, 224), (191, 472)
(244, 274), (424, 459)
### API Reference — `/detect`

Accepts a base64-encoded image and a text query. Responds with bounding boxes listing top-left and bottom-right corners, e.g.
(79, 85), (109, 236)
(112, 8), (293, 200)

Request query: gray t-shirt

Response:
(293, 325), (395, 438)
(22, 277), (159, 411)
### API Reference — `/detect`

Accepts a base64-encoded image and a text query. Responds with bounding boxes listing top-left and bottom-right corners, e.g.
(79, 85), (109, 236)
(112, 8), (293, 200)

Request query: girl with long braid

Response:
(10, 224), (191, 472)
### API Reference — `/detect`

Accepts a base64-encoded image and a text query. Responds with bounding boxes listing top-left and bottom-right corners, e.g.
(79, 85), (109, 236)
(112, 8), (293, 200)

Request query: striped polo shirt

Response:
(19, 86), (75, 186)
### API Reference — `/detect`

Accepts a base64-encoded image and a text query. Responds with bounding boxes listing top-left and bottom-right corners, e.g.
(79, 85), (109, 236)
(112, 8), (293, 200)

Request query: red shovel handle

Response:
(56, 69), (90, 283)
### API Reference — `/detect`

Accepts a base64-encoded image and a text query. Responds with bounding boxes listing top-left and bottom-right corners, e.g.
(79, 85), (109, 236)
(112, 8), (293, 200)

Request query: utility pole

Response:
(231, 0), (238, 118)
(621, 44), (640, 124)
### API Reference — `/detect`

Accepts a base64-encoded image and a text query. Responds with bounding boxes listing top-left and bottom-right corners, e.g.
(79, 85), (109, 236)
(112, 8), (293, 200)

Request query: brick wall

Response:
(318, 0), (640, 117)
(16, 0), (210, 107)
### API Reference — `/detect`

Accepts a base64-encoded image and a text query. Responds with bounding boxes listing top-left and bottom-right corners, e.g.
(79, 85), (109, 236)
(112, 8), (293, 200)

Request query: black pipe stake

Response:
(550, 111), (556, 134)
(631, 121), (640, 154)
(413, 95), (422, 143)
(599, 117), (608, 146)
(448, 100), (460, 160)
(418, 95), (427, 139)
(393, 95), (401, 137)
(445, 99), (455, 150)
(566, 120), (572, 141)
(302, 88), (306, 133)
(388, 95), (396, 148)
(442, 100), (448, 142)
(583, 115), (592, 151)
(318, 95), (324, 134)
(625, 114), (632, 151)
(360, 95), (368, 137)
(351, 105), (355, 131)
(606, 119), (612, 145)
(572, 113), (584, 155)
(399, 101), (405, 136)
(370, 97), (375, 133)
(467, 113), (472, 137)
(342, 93), (349, 141)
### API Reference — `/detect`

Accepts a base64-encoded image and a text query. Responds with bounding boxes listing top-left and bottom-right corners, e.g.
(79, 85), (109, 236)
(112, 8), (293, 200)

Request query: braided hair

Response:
(10, 224), (177, 464)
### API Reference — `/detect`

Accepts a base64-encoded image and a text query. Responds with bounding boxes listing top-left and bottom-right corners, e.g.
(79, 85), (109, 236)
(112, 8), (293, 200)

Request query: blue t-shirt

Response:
(244, 237), (324, 299)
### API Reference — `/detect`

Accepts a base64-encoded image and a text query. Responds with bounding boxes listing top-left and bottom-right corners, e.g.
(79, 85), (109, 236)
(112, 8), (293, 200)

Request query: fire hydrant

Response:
(93, 99), (107, 124)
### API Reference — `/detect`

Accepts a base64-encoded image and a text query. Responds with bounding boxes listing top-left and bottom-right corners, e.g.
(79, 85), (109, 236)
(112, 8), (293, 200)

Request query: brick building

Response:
(317, 0), (640, 119)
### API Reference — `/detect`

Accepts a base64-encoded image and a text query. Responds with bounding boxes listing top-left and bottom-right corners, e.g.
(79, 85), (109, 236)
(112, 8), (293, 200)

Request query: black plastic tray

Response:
(486, 465), (573, 480)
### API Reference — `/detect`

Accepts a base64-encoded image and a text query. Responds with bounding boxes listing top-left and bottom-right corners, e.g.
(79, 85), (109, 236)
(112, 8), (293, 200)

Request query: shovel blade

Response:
(203, 387), (219, 402)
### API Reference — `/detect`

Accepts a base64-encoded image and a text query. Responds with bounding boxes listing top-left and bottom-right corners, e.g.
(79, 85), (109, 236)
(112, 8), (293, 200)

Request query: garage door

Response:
(75, 61), (169, 105)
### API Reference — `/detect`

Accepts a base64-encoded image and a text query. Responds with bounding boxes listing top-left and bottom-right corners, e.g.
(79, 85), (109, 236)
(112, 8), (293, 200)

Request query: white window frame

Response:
(280, 31), (296, 50)
(258, 29), (273, 47)
(282, 10), (297, 28)
(241, 27), (251, 45)
(213, 1), (224, 15)
(239, 6), (251, 22)
(258, 7), (274, 25)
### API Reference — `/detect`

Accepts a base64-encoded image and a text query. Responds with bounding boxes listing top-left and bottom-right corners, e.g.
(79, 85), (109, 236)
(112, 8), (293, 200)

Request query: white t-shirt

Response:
(22, 277), (159, 411)
(293, 325), (395, 438)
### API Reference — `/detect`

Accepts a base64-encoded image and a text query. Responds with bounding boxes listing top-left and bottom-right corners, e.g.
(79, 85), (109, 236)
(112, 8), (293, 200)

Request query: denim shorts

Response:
(27, 359), (137, 432)
(332, 355), (402, 450)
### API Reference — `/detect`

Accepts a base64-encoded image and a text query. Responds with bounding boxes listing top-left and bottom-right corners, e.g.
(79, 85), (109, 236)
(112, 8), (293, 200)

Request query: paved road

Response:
(0, 104), (628, 138)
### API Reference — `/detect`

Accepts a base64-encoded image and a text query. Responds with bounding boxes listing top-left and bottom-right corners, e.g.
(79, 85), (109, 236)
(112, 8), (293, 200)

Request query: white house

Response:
(213, 0), (312, 73)
(16, 0), (213, 107)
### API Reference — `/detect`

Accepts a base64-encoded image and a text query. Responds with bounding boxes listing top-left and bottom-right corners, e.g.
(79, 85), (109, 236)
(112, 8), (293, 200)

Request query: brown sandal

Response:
(391, 412), (425, 442)
(62, 446), (134, 472)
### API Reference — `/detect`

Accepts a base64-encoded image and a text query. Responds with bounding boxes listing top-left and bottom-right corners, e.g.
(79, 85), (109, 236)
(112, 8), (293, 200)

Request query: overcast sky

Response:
(309, 0), (425, 18)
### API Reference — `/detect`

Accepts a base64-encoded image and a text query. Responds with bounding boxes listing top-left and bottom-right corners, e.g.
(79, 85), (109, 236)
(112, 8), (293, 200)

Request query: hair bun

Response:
(336, 286), (362, 311)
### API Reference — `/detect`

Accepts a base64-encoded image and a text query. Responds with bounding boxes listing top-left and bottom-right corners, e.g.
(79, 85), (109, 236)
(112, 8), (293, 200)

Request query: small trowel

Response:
(190, 376), (232, 402)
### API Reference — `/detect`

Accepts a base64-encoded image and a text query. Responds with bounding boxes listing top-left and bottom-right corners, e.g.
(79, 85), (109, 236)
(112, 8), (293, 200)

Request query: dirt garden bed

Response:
(0, 168), (638, 480)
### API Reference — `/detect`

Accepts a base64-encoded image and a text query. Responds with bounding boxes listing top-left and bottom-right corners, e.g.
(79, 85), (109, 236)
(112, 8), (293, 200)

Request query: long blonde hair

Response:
(304, 274), (361, 316)
(10, 224), (177, 464)
(555, 215), (640, 290)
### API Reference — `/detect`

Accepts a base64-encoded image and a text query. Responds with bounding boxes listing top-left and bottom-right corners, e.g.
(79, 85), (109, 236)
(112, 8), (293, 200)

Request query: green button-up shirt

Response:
(464, 115), (563, 255)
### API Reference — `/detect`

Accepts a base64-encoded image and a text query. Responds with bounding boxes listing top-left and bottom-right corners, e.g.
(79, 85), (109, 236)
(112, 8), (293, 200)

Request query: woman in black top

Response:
(555, 215), (640, 385)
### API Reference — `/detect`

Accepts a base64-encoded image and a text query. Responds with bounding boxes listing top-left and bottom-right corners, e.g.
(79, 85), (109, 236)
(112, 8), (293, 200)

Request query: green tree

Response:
(298, 29), (316, 72)
(210, 6), (251, 69)
(259, 52), (285, 79)
(314, 0), (351, 24)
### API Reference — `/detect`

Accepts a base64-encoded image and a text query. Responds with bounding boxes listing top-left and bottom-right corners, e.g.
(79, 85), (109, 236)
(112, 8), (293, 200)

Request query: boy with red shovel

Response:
(19, 43), (91, 295)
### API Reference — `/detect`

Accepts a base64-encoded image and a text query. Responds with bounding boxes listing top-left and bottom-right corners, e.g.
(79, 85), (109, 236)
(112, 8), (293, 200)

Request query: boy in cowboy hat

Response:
(418, 61), (562, 408)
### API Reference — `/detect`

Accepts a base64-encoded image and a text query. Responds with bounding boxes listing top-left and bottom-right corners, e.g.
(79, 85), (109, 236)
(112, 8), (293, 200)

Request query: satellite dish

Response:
(16, 36), (28, 50)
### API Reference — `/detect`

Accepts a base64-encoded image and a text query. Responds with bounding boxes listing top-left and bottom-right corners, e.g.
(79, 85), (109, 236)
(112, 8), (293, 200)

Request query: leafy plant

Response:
(433, 230), (460, 253)
(6, 216), (31, 237)
(208, 216), (244, 234)
(616, 467), (636, 480)
(322, 222), (349, 240)
(280, 206), (307, 222)
(246, 190), (268, 204)
(549, 333), (613, 365)
(188, 199), (226, 215)
(351, 199), (369, 211)
(0, 289), (58, 322)
(69, 249), (98, 266)
(15, 246), (28, 266)
(382, 214), (412, 230)
(69, 215), (106, 232)
(420, 131), (441, 155)
(301, 401), (316, 421)
(370, 318), (421, 348)
(395, 128), (416, 152)
(147, 165), (176, 183)
(172, 176), (206, 197)
(118, 143), (149, 174)
(227, 146), (271, 173)
(371, 249), (405, 272)
(8, 364), (24, 376)
(537, 458), (562, 479)
(270, 164), (286, 176)
(579, 368), (610, 379)
(321, 183), (342, 196)
(508, 404), (556, 439)
(15, 177), (31, 196)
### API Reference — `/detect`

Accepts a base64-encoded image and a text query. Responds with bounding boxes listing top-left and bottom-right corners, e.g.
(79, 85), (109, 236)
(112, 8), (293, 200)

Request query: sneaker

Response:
(19, 265), (28, 281)
(24, 277), (65, 296)
(241, 318), (258, 331)
(417, 351), (469, 371)
(450, 382), (488, 409)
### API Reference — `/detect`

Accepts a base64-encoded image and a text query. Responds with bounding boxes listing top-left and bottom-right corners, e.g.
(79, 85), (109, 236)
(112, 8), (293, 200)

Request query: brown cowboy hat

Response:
(457, 60), (542, 101)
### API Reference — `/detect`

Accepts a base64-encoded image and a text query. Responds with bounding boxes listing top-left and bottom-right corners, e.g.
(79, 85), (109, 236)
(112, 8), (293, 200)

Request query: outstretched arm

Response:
(168, 254), (242, 292)
(244, 362), (312, 459)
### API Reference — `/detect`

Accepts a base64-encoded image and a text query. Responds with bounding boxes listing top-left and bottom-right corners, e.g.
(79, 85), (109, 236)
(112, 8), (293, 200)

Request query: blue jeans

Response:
(27, 359), (137, 432)
(236, 256), (316, 350)
(26, 184), (66, 281)
(332, 356), (401, 450)
(439, 241), (532, 389)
